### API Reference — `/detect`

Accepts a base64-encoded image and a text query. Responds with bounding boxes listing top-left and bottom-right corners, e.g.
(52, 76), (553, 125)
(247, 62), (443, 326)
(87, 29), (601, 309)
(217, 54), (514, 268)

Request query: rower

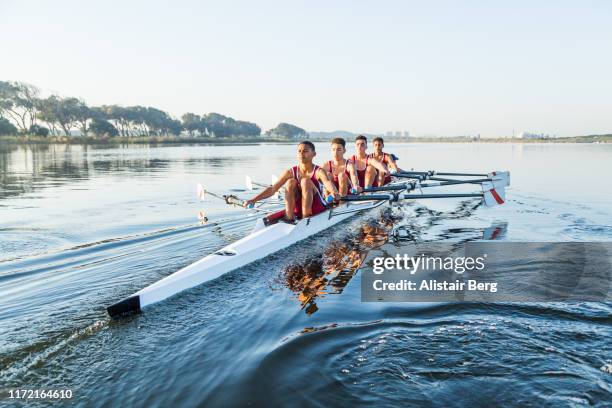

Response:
(369, 137), (401, 186)
(351, 135), (389, 188)
(326, 138), (362, 196)
(244, 141), (340, 220)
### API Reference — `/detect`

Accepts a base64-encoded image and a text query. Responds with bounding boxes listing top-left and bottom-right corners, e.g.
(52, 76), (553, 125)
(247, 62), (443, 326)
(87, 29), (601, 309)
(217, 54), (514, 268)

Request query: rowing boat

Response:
(107, 189), (406, 317)
(107, 170), (509, 317)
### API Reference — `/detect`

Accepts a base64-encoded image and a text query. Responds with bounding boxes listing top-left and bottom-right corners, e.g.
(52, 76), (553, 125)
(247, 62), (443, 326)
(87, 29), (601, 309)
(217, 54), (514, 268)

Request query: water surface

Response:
(1, 143), (611, 407)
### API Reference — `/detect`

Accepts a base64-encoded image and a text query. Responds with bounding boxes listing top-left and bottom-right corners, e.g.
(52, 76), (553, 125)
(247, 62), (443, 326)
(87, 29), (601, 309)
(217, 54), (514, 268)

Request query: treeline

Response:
(0, 81), (302, 139)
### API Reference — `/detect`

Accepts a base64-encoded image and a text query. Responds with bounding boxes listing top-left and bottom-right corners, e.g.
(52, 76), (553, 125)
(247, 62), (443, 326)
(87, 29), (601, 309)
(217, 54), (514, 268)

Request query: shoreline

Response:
(0, 134), (610, 146)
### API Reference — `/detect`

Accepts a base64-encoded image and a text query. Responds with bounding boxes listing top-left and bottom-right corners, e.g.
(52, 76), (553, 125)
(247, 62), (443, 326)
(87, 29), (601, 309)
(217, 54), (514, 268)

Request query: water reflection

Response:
(278, 210), (402, 314)
(0, 144), (254, 200)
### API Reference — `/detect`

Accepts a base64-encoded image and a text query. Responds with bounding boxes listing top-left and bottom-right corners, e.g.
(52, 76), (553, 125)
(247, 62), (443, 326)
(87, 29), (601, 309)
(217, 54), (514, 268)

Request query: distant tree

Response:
(100, 105), (130, 136)
(181, 112), (201, 136)
(29, 124), (49, 137)
(166, 118), (183, 136)
(266, 123), (308, 139)
(54, 97), (80, 136)
(0, 117), (18, 135)
(199, 113), (260, 138)
(36, 96), (61, 135)
(0, 81), (40, 132)
(89, 118), (119, 137)
(235, 120), (261, 137)
(72, 99), (92, 136)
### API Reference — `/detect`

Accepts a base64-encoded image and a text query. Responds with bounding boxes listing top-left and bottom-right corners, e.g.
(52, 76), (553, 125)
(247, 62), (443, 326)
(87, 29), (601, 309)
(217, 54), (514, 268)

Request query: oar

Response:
(245, 175), (268, 190)
(197, 183), (255, 209)
(402, 188), (506, 207)
(342, 186), (506, 207)
(245, 175), (282, 199)
(394, 170), (510, 187)
(397, 170), (509, 180)
(360, 182), (416, 193)
(420, 177), (507, 190)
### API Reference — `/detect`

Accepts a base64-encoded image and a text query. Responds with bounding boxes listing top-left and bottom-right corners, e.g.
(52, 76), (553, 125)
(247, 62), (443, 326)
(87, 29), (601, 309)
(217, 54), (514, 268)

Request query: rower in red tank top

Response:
(244, 141), (340, 220)
(326, 138), (361, 196)
(290, 164), (327, 217)
(370, 137), (401, 186)
(350, 154), (372, 187)
(351, 135), (389, 188)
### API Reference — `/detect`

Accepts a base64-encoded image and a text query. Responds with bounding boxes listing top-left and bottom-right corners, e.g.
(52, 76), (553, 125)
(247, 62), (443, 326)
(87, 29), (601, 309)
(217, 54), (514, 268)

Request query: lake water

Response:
(1, 142), (611, 407)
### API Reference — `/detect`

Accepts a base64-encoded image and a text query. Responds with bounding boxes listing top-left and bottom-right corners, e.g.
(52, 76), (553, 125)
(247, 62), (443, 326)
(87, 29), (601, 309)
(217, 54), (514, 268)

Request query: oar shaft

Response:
(425, 177), (492, 185)
(393, 173), (427, 180)
(361, 183), (414, 192)
(435, 172), (487, 177)
(343, 194), (394, 201)
(403, 193), (483, 199)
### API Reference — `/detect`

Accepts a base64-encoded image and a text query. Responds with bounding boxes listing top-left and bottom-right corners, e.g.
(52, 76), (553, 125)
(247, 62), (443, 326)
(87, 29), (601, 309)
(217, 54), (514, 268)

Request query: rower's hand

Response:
(353, 186), (363, 193)
(332, 192), (341, 202)
(243, 199), (255, 209)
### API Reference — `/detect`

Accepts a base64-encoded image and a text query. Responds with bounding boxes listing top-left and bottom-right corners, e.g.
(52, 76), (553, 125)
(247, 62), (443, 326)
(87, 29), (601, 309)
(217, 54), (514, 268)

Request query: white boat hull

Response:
(107, 200), (383, 317)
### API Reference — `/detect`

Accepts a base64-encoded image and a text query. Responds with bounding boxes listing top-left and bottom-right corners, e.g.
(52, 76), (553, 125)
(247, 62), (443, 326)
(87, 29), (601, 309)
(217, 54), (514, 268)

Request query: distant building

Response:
(518, 131), (550, 140)
(386, 131), (393, 137)
(403, 131), (410, 138)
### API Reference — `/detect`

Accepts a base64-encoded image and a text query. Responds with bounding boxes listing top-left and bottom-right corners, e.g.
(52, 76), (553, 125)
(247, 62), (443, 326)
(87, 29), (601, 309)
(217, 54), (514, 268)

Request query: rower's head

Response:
(330, 137), (346, 160)
(297, 141), (316, 163)
(373, 137), (384, 154)
(355, 135), (368, 155)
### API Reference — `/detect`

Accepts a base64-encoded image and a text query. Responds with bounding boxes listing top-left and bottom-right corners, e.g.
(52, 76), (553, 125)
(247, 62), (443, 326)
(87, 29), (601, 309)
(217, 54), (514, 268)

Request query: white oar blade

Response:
(196, 183), (205, 201)
(245, 175), (254, 191)
(198, 210), (208, 224)
(482, 182), (506, 207)
(488, 176), (508, 190)
(488, 171), (510, 187)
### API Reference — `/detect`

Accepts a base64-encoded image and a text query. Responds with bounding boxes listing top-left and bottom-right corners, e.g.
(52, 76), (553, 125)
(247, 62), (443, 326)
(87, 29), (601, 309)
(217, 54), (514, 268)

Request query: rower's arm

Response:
(316, 168), (339, 199)
(245, 170), (291, 206)
(368, 157), (388, 174)
(387, 155), (401, 172)
(346, 162), (361, 192)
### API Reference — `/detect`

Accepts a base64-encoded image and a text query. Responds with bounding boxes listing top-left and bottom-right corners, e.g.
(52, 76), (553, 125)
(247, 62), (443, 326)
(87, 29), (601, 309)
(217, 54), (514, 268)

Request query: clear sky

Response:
(1, 0), (611, 137)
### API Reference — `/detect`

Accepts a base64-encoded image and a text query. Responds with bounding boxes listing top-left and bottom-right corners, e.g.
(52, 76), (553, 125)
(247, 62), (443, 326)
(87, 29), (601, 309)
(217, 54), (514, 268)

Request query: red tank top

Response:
(290, 164), (327, 215)
(327, 160), (350, 181)
(291, 165), (323, 194)
(351, 155), (369, 188)
(368, 153), (392, 185)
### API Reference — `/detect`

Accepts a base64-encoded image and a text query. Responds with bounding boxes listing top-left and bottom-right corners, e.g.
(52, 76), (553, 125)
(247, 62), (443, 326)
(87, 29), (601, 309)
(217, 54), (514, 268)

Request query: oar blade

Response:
(198, 210), (208, 224)
(196, 183), (205, 201)
(245, 175), (255, 191)
(482, 182), (506, 207)
(489, 171), (510, 187)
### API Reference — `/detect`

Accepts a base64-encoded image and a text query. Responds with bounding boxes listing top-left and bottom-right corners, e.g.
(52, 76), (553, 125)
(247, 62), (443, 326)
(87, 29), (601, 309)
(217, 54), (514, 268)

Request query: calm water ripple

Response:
(0, 143), (610, 407)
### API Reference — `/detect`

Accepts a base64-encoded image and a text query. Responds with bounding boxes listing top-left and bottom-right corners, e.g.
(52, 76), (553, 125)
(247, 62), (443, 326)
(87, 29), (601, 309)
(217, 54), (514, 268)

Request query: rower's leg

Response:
(364, 166), (377, 188)
(284, 179), (299, 220)
(377, 169), (385, 186)
(338, 173), (349, 196)
(300, 177), (315, 217)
